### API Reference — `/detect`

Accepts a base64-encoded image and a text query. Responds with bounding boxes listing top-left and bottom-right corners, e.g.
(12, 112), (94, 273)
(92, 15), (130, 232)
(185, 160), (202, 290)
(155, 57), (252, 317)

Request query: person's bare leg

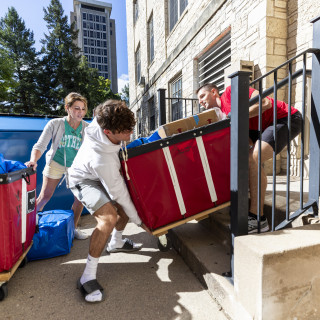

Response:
(79, 202), (117, 302)
(113, 202), (129, 231)
(36, 176), (60, 211)
(89, 202), (117, 257)
(72, 196), (84, 228)
(249, 141), (274, 216)
(107, 202), (142, 252)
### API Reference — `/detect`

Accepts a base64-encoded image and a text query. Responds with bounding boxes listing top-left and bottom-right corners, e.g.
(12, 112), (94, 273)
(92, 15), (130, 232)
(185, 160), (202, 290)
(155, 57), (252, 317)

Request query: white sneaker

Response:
(74, 228), (89, 240)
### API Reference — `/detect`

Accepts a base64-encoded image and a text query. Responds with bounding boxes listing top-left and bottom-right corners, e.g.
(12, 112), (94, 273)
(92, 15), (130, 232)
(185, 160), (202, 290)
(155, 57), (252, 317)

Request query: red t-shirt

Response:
(220, 86), (298, 130)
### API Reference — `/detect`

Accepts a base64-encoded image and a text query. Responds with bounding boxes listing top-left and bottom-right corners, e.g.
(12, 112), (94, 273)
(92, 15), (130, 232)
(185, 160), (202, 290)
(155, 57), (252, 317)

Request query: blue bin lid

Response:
(0, 114), (92, 131)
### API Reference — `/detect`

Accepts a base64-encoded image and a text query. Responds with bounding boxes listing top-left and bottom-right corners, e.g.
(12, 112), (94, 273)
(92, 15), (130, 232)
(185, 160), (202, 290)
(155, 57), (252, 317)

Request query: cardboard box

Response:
(158, 109), (219, 138)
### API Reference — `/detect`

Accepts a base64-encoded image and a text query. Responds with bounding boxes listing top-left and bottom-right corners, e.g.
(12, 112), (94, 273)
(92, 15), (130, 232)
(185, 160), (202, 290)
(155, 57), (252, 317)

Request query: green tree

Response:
(0, 7), (39, 113)
(39, 0), (83, 114)
(120, 83), (129, 105)
(0, 48), (15, 106)
(38, 0), (119, 115)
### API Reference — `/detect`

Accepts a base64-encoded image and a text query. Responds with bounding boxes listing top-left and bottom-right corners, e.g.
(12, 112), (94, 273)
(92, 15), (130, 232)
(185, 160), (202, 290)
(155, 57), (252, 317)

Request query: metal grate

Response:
(198, 33), (231, 93)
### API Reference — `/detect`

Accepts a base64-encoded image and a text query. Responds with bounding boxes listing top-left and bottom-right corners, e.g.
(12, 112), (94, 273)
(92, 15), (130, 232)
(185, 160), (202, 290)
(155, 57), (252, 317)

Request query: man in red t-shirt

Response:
(197, 83), (302, 233)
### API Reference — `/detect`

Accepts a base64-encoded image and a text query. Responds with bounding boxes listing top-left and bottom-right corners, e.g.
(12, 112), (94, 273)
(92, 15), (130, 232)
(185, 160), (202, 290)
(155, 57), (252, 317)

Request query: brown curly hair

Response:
(95, 100), (136, 133)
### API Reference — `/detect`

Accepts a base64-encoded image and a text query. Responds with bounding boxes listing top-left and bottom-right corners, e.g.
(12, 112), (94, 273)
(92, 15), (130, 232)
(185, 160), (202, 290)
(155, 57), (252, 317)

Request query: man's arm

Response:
(248, 90), (272, 118)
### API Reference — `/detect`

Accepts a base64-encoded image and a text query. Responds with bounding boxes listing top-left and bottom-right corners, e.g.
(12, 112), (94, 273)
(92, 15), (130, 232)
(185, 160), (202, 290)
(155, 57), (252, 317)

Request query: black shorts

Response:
(249, 111), (302, 154)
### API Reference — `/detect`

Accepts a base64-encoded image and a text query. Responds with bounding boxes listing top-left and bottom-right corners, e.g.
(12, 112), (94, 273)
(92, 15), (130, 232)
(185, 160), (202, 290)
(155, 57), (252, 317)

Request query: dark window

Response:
(104, 57), (108, 63)
(84, 38), (88, 45)
(82, 13), (86, 20)
(83, 21), (87, 28)
(134, 0), (139, 24)
(171, 77), (183, 121)
(135, 46), (141, 83)
(169, 0), (188, 32)
(110, 22), (112, 27)
(81, 4), (105, 12)
(96, 23), (100, 30)
(103, 25), (106, 31)
(104, 49), (107, 55)
(90, 30), (94, 37)
(98, 57), (101, 63)
(148, 15), (154, 63)
(91, 47), (94, 54)
(97, 40), (101, 47)
(96, 15), (99, 22)
(84, 47), (88, 53)
(89, 14), (93, 21)
(103, 32), (106, 39)
(149, 98), (155, 131)
(102, 16), (106, 23)
(97, 32), (101, 39)
(110, 30), (112, 35)
(137, 109), (142, 136)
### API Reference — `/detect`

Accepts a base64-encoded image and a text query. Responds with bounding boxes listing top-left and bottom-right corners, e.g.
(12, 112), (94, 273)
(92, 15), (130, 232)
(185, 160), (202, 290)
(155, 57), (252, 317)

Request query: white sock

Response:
(108, 229), (125, 249)
(81, 254), (99, 284)
(80, 254), (102, 302)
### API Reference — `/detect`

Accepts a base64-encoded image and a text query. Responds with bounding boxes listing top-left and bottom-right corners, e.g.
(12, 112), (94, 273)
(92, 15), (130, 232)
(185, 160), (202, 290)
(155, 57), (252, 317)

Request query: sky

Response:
(0, 0), (129, 93)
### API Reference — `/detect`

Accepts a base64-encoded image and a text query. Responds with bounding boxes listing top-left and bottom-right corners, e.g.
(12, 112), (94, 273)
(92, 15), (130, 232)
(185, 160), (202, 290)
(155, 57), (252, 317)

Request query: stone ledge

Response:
(234, 224), (320, 320)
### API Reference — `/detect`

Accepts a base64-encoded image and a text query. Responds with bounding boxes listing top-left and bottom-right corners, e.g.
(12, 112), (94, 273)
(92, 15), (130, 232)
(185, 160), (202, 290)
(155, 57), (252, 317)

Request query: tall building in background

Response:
(71, 0), (118, 93)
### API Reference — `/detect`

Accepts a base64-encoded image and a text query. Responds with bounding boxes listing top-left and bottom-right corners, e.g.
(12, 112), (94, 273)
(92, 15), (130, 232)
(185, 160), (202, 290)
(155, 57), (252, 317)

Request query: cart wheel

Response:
(157, 234), (172, 252)
(19, 256), (28, 268)
(0, 283), (8, 301)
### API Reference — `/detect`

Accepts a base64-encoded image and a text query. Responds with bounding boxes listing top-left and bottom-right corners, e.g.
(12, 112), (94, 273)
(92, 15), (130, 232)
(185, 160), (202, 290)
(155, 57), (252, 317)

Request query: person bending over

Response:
(197, 83), (302, 233)
(68, 100), (149, 303)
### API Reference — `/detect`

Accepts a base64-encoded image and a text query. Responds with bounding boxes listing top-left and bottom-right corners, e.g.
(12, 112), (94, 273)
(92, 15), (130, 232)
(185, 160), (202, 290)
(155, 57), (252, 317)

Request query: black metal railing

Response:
(229, 16), (320, 276)
(157, 88), (200, 126)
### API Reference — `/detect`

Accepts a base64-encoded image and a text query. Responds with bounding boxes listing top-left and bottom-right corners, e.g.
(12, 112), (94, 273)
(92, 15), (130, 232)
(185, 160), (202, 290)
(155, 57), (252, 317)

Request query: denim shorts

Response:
(70, 179), (112, 215)
(249, 111), (302, 154)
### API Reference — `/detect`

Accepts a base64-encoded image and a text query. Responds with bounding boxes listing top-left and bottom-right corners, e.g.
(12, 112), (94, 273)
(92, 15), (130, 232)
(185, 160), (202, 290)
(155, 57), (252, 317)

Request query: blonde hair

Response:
(64, 92), (88, 114)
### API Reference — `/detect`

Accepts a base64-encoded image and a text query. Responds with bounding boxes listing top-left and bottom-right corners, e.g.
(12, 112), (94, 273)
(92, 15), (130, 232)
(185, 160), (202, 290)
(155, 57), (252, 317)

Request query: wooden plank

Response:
(152, 202), (230, 236)
(0, 242), (33, 282)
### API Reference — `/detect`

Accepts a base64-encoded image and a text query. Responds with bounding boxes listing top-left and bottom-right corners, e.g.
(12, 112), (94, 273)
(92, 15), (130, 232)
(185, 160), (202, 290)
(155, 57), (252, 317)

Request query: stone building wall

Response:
(126, 0), (320, 174)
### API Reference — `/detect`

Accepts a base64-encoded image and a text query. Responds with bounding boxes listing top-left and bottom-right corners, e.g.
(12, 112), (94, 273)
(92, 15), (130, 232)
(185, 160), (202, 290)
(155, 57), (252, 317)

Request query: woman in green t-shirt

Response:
(25, 93), (89, 240)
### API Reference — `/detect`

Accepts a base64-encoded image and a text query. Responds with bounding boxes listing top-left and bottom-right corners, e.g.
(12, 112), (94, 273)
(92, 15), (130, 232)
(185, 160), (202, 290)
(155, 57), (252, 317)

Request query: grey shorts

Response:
(70, 179), (112, 215)
(249, 111), (302, 154)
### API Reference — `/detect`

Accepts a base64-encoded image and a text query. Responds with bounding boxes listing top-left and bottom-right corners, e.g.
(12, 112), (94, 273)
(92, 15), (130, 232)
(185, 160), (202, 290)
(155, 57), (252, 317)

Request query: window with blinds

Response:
(198, 32), (231, 93)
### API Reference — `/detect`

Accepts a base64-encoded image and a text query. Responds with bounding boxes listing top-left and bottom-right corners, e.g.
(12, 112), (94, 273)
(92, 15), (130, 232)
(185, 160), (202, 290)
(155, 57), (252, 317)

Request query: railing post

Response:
(157, 88), (166, 126)
(229, 71), (251, 276)
(309, 16), (320, 216)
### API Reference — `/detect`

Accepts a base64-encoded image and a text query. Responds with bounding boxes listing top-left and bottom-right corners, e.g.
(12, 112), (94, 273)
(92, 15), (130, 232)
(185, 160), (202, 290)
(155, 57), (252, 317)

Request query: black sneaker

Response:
(248, 215), (269, 234)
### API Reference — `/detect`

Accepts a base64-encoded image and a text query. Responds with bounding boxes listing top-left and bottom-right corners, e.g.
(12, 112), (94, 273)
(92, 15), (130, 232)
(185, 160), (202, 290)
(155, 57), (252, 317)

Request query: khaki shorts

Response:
(70, 179), (112, 215)
(43, 160), (67, 180)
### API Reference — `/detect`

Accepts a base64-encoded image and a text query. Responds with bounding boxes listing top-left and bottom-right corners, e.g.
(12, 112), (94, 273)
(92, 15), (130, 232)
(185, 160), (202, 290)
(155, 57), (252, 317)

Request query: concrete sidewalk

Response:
(1, 215), (228, 320)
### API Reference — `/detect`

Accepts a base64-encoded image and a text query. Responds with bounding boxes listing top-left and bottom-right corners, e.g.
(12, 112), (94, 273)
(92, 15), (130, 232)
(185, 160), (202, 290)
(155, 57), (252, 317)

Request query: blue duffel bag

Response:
(27, 210), (74, 261)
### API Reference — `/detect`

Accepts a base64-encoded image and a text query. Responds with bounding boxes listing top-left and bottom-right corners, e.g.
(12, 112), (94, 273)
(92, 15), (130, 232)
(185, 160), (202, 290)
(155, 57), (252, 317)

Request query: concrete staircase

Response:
(168, 175), (320, 319)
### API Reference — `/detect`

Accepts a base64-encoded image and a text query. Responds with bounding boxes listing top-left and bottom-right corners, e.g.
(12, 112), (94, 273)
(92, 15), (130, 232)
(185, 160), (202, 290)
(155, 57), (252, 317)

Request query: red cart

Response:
(0, 167), (37, 301)
(121, 120), (231, 250)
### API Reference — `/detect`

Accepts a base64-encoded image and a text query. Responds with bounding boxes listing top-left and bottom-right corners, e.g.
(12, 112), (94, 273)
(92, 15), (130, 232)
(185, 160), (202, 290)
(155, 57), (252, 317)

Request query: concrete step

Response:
(167, 176), (315, 319)
(169, 222), (235, 319)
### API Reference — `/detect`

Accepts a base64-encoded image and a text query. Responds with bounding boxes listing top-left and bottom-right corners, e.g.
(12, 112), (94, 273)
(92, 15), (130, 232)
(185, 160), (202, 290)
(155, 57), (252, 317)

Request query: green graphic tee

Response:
(53, 120), (83, 167)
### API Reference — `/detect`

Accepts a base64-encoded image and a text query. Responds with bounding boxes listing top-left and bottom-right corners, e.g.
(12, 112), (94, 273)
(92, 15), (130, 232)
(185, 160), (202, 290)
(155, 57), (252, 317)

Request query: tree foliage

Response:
(120, 83), (129, 105)
(0, 0), (119, 116)
(0, 7), (39, 113)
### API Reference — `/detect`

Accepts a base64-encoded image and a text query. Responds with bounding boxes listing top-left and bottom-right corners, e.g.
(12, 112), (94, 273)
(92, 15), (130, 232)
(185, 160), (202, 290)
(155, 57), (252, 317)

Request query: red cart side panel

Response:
(202, 127), (230, 206)
(171, 127), (230, 218)
(0, 180), (22, 271)
(169, 138), (213, 217)
(122, 148), (183, 230)
(0, 169), (37, 272)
